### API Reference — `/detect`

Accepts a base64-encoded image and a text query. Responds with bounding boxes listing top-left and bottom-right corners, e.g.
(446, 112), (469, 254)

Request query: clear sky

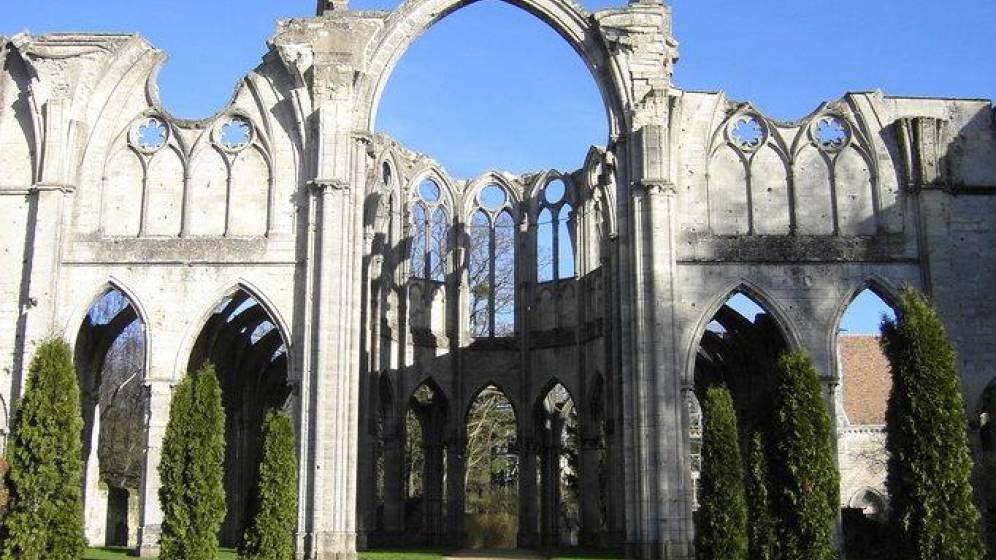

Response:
(6, 0), (990, 333)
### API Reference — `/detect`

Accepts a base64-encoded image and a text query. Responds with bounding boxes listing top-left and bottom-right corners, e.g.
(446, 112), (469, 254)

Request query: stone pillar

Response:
(381, 430), (406, 544)
(422, 413), (445, 546)
(621, 122), (691, 559)
(579, 435), (603, 546)
(540, 416), (563, 547)
(445, 432), (466, 545)
(84, 403), (107, 546)
(137, 380), (171, 557)
(11, 184), (71, 401)
(517, 437), (539, 548)
(605, 423), (626, 546)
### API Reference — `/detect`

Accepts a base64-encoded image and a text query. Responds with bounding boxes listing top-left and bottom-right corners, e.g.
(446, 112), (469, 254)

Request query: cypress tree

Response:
(0, 339), (86, 560)
(769, 352), (838, 560)
(240, 409), (298, 560)
(695, 385), (748, 560)
(745, 433), (776, 560)
(881, 290), (984, 560)
(159, 373), (193, 559)
(159, 363), (227, 560)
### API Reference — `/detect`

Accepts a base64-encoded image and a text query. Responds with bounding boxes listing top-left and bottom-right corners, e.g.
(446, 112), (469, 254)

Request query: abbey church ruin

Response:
(2, 0), (996, 558)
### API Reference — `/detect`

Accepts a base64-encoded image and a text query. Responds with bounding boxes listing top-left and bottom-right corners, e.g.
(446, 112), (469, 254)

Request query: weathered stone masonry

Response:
(3, 0), (996, 558)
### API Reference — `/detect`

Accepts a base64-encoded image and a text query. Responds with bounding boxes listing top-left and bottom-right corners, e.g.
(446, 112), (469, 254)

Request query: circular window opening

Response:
(419, 179), (441, 203)
(730, 115), (765, 150)
(220, 117), (253, 151)
(480, 184), (507, 210)
(545, 179), (566, 204)
(135, 118), (168, 151)
(814, 116), (849, 150)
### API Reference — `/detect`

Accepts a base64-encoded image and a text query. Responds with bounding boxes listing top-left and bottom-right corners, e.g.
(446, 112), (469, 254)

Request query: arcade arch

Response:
(186, 287), (291, 547)
(75, 286), (147, 547)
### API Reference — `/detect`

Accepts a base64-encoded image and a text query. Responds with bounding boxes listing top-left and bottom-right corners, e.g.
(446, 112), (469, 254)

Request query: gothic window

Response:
(537, 178), (575, 281)
(469, 184), (516, 337)
(411, 178), (448, 281)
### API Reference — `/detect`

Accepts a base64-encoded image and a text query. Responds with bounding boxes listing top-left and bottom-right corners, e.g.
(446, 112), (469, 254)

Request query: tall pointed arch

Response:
(73, 283), (148, 547)
(185, 285), (292, 547)
(690, 285), (792, 441)
(463, 382), (520, 546)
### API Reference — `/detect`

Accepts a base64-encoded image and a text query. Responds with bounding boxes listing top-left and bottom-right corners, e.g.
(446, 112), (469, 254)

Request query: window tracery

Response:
(469, 184), (516, 337)
(537, 178), (575, 282)
(410, 178), (448, 282)
(813, 116), (850, 151)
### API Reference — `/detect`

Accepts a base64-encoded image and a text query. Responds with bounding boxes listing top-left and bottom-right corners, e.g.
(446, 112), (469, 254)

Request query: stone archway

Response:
(353, 0), (630, 137)
(74, 285), (148, 548)
(186, 287), (292, 548)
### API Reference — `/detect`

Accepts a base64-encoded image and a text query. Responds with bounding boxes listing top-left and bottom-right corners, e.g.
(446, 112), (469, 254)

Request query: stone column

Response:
(540, 416), (563, 547)
(137, 380), (171, 557)
(578, 435), (603, 546)
(605, 423), (626, 546)
(621, 122), (691, 559)
(517, 436), (539, 548)
(84, 403), (107, 546)
(381, 429), (406, 544)
(423, 436), (445, 545)
(445, 431), (466, 545)
(11, 184), (71, 402)
(421, 408), (446, 546)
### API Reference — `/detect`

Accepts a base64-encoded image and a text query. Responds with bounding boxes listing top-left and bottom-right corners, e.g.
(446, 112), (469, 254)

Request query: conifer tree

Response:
(159, 363), (227, 560)
(745, 433), (776, 560)
(769, 352), (838, 560)
(159, 373), (193, 559)
(881, 290), (984, 560)
(240, 409), (298, 560)
(695, 385), (747, 560)
(0, 339), (86, 560)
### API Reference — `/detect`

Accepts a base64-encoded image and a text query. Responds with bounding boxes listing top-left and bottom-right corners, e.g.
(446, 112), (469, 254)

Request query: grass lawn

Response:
(85, 548), (238, 559)
(546, 551), (624, 560)
(85, 547), (617, 560)
(360, 550), (445, 560)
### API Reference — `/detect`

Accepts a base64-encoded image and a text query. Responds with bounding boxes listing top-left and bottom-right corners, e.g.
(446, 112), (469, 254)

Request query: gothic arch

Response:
(464, 380), (520, 422)
(405, 376), (451, 413)
(357, 0), (626, 137)
(464, 172), (523, 223)
(408, 166), (458, 212)
(533, 376), (579, 413)
(173, 280), (293, 383)
(682, 280), (801, 387)
(66, 278), (151, 361)
(827, 276), (902, 366)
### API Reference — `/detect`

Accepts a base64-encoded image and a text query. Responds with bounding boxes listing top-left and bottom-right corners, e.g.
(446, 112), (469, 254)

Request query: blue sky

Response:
(6, 0), (990, 333)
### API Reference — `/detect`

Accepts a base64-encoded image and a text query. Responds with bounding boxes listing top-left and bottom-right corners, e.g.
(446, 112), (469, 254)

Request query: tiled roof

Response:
(839, 335), (892, 426)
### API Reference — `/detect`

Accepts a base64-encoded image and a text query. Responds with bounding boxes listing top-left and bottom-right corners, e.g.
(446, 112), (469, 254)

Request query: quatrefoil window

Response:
(219, 117), (253, 151)
(135, 118), (168, 152)
(730, 115), (766, 150)
(814, 116), (849, 150)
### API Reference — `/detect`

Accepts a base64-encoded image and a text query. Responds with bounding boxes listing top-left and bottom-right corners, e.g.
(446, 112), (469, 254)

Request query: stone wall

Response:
(1, 1), (995, 558)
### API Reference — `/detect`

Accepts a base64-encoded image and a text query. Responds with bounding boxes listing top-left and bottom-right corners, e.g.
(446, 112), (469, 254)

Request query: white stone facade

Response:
(2, 1), (996, 559)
